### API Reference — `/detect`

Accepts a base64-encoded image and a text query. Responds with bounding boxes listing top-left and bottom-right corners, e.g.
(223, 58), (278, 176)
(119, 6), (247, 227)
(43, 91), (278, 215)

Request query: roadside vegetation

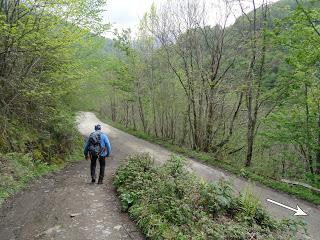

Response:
(0, 147), (80, 205)
(0, 153), (57, 205)
(100, 114), (320, 205)
(114, 154), (307, 239)
(0, 0), (107, 203)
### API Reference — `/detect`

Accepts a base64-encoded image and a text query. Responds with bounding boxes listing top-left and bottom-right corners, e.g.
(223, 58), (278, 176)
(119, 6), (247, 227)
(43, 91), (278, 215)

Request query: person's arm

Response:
(104, 134), (111, 157)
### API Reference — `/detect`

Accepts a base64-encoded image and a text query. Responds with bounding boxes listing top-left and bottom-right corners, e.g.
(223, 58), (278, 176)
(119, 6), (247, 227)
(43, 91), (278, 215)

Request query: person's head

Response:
(94, 124), (101, 131)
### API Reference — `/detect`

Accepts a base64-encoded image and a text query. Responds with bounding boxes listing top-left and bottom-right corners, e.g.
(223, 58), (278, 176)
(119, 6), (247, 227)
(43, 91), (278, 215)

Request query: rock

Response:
(70, 213), (81, 218)
(96, 225), (104, 229)
(114, 225), (122, 231)
(102, 229), (111, 236)
(36, 225), (62, 236)
(92, 203), (104, 208)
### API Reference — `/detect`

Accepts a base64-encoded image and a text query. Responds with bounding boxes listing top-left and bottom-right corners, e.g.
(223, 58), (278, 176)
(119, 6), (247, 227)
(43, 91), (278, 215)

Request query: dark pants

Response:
(90, 153), (106, 182)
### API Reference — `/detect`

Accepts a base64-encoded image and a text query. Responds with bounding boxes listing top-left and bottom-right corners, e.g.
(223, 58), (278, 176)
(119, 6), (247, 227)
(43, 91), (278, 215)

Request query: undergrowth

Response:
(0, 153), (59, 205)
(114, 153), (307, 240)
(0, 133), (83, 206)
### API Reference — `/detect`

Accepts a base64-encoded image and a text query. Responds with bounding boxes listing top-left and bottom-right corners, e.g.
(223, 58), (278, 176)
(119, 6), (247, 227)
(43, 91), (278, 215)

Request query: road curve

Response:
(77, 112), (320, 240)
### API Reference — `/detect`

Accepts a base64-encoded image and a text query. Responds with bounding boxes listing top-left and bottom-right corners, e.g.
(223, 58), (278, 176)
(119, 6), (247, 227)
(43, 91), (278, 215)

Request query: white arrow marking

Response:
(267, 199), (307, 216)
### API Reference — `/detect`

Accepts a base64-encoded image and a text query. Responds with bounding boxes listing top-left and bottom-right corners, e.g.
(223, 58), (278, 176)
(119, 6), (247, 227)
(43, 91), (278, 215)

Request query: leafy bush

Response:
(0, 109), (79, 165)
(114, 153), (306, 240)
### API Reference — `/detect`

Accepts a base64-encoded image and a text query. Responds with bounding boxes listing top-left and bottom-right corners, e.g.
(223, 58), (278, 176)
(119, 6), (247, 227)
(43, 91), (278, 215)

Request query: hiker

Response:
(84, 124), (111, 184)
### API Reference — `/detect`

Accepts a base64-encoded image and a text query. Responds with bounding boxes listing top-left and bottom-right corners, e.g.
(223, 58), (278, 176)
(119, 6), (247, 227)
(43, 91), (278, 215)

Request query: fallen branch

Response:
(281, 179), (320, 193)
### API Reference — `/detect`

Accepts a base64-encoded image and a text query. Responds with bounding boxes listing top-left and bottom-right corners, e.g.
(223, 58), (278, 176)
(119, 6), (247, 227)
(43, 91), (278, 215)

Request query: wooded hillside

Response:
(76, 0), (320, 201)
(0, 0), (107, 161)
(0, 0), (108, 202)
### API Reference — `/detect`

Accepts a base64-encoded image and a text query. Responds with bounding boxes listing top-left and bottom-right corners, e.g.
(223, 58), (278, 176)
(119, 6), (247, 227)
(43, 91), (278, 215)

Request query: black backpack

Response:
(88, 131), (101, 156)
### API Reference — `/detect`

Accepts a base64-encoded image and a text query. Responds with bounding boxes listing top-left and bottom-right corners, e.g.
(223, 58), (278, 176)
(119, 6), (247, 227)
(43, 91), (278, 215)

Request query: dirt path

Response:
(0, 111), (319, 240)
(0, 117), (144, 239)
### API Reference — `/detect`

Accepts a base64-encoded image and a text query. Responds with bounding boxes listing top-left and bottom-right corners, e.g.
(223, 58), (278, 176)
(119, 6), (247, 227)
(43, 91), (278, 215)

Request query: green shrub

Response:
(0, 153), (53, 204)
(199, 181), (234, 216)
(236, 190), (261, 225)
(114, 153), (307, 240)
(0, 144), (84, 206)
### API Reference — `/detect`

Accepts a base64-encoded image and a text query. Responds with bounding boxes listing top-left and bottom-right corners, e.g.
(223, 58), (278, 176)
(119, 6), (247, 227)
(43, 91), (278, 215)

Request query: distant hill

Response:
(226, 0), (320, 90)
(232, 0), (320, 30)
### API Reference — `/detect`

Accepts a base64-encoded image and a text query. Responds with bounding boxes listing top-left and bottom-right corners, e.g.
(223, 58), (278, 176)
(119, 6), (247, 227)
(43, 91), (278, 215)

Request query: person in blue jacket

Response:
(84, 124), (111, 184)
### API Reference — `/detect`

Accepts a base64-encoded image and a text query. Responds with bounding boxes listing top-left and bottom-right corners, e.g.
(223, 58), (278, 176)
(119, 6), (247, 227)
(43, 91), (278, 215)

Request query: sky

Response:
(103, 0), (280, 38)
(103, 0), (162, 37)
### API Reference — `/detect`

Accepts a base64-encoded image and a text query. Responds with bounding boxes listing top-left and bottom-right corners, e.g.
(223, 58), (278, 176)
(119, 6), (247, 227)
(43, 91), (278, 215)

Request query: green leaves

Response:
(199, 181), (234, 216)
(0, 153), (56, 205)
(114, 153), (303, 239)
(260, 0), (320, 175)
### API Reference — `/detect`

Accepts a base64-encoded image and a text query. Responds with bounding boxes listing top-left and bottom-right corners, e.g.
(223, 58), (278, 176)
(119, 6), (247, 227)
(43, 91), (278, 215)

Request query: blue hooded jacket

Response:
(84, 130), (111, 158)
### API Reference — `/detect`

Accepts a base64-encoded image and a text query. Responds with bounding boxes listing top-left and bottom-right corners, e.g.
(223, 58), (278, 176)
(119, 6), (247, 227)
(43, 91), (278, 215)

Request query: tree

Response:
(266, 0), (320, 174)
(152, 0), (242, 151)
(0, 0), (108, 158)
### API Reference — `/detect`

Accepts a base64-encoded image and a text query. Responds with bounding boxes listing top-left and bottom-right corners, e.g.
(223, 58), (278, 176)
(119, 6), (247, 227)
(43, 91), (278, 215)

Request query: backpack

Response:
(88, 131), (102, 156)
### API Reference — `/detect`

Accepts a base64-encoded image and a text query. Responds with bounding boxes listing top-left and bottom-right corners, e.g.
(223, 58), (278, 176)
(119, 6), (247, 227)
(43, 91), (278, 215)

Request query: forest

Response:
(0, 0), (108, 201)
(0, 0), (319, 205)
(77, 0), (320, 202)
(0, 0), (319, 239)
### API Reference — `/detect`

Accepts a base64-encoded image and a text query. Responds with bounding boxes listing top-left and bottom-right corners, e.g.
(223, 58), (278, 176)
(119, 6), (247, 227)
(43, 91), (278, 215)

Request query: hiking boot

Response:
(97, 178), (103, 184)
(91, 178), (96, 183)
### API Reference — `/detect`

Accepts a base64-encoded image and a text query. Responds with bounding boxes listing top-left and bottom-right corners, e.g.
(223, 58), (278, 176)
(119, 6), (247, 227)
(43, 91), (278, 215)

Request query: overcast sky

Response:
(103, 0), (161, 37)
(103, 0), (280, 38)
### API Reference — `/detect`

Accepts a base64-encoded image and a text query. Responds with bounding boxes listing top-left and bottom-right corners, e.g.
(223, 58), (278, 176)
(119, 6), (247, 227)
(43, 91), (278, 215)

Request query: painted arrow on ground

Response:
(267, 199), (308, 216)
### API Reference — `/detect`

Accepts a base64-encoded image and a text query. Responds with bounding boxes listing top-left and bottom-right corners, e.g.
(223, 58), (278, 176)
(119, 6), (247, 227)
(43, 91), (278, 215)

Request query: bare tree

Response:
(152, 0), (242, 151)
(236, 0), (270, 167)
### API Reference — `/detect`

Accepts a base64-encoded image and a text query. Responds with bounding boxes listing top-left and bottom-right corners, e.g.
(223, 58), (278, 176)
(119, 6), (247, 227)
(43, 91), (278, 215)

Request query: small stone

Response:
(44, 225), (61, 235)
(70, 213), (81, 218)
(102, 229), (111, 235)
(114, 225), (122, 231)
(96, 225), (104, 230)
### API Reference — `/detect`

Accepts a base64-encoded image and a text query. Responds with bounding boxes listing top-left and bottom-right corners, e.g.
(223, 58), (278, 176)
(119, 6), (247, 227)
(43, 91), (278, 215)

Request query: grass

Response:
(98, 113), (320, 205)
(114, 154), (306, 239)
(0, 136), (83, 206)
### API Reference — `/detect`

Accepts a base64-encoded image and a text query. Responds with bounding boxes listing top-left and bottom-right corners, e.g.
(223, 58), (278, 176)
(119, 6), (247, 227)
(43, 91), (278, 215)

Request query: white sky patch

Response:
(103, 0), (280, 38)
(103, 0), (163, 38)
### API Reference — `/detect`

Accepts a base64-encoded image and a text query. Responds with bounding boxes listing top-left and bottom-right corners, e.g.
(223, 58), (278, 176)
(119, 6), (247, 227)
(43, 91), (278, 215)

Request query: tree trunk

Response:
(131, 103), (137, 130)
(125, 101), (129, 128)
(316, 103), (320, 174)
(137, 93), (147, 132)
(204, 95), (214, 152)
(245, 117), (255, 167)
(110, 88), (117, 122)
(245, 60), (255, 167)
(181, 110), (188, 146)
(304, 84), (314, 174)
(152, 97), (158, 137)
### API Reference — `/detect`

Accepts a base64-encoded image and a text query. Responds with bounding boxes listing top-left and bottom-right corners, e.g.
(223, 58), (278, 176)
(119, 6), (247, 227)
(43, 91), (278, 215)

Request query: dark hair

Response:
(95, 124), (101, 131)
